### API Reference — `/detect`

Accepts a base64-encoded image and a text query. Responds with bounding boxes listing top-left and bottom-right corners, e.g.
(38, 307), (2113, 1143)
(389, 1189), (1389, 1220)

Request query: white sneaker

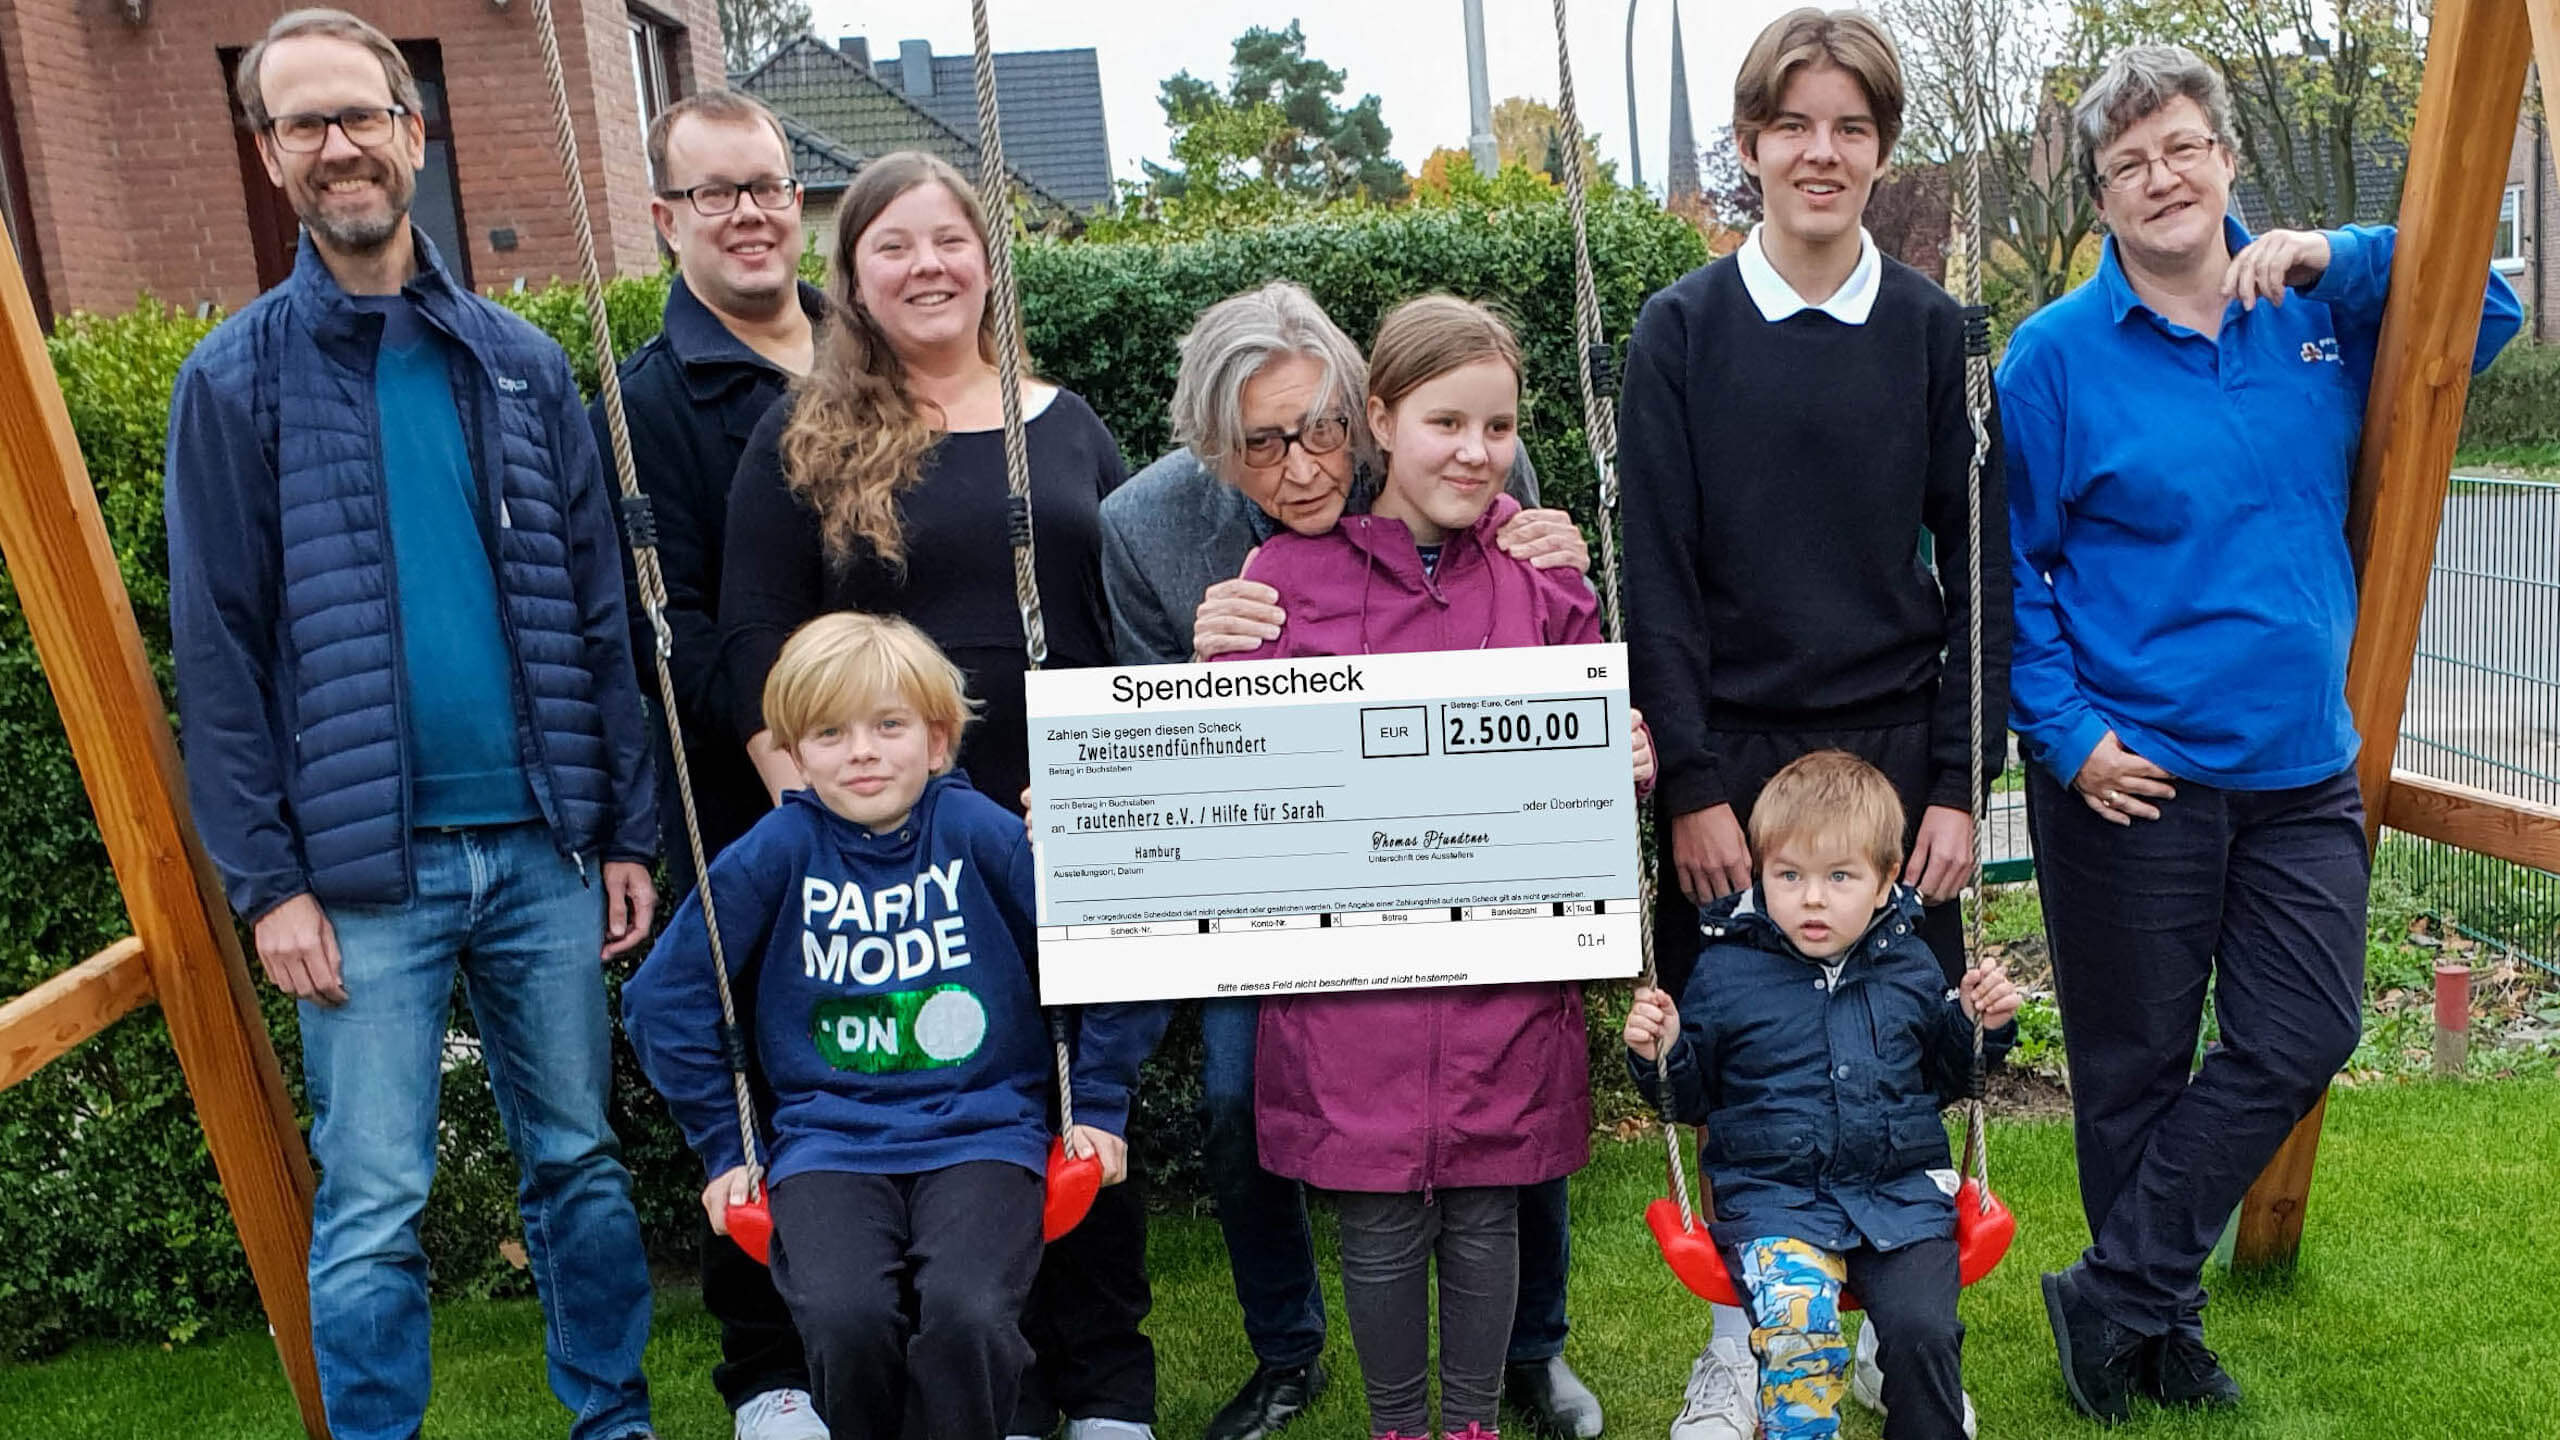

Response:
(1848, 1321), (1977, 1438)
(1668, 1336), (1757, 1440)
(1063, 1423), (1157, 1439)
(735, 1387), (829, 1440)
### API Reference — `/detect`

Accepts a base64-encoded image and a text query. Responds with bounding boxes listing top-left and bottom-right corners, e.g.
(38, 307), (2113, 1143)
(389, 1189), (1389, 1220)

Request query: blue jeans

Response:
(1201, 998), (1574, 1368)
(301, 823), (654, 1440)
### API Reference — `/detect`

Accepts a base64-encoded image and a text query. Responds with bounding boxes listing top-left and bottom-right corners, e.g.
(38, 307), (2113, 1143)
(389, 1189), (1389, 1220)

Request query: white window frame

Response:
(2493, 182), (2526, 273)
(629, 8), (676, 132)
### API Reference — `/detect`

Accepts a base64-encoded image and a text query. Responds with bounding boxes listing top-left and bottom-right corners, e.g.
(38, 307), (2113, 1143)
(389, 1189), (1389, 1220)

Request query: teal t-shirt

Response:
(359, 297), (540, 827)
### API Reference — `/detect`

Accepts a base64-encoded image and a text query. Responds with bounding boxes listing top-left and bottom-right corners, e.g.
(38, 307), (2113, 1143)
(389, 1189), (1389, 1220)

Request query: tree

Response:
(1148, 22), (1408, 204)
(1697, 126), (1764, 231)
(716, 0), (811, 74)
(1880, 0), (2101, 318)
(2070, 0), (2425, 230)
(1483, 97), (1608, 186)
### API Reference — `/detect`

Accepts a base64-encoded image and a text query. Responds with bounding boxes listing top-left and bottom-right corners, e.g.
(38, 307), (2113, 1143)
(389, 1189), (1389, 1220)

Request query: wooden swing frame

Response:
(0, 0), (2553, 1430)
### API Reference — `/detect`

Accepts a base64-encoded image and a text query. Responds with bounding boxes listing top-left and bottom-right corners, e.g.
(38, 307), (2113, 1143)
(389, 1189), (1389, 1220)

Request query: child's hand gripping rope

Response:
(701, 1162), (764, 1236)
(1064, 1124), (1129, 1185)
(1629, 708), (1655, 789)
(1959, 961), (2022, 1029)
(1623, 985), (1678, 1063)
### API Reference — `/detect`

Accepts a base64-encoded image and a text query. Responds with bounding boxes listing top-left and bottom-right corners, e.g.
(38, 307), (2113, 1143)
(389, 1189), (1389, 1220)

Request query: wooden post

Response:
(0, 241), (325, 1428)
(2231, 0), (2536, 1271)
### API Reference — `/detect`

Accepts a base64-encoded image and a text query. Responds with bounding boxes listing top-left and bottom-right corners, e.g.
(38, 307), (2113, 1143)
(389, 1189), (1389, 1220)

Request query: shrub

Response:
(2460, 339), (2560, 452)
(0, 195), (1705, 1352)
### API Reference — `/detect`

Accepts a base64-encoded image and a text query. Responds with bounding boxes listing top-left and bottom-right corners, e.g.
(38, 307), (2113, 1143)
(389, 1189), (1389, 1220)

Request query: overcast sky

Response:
(800, 1), (1813, 192)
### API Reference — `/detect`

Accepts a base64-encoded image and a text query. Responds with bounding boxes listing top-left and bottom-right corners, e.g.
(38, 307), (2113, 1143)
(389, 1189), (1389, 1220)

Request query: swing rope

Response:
(965, 0), (1078, 1144)
(1949, 0), (1996, 1209)
(1544, 0), (1695, 1236)
(526, 0), (762, 1186)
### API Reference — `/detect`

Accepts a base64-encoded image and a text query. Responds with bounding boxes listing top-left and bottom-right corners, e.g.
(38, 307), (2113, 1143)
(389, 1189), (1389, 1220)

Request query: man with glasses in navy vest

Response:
(165, 13), (658, 1439)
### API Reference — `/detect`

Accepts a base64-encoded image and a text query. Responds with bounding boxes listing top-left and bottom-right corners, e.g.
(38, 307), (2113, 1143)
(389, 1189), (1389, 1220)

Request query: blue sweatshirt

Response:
(1998, 221), (2520, 789)
(623, 775), (1167, 1183)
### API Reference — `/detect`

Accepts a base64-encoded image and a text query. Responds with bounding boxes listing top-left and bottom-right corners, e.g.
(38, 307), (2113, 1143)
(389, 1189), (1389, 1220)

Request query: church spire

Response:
(1666, 0), (1700, 202)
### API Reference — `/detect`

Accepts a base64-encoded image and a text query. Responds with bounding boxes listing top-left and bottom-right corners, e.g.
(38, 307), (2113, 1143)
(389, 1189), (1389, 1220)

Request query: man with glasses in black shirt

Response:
(594, 88), (828, 1440)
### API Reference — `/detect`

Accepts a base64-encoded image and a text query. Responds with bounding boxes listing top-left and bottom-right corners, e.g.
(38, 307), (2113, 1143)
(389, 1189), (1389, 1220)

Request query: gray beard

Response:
(304, 208), (406, 256)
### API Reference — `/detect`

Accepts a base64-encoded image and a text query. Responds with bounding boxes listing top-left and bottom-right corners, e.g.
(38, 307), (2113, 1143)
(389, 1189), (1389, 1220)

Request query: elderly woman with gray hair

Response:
(1097, 280), (1604, 1440)
(1998, 44), (2519, 1423)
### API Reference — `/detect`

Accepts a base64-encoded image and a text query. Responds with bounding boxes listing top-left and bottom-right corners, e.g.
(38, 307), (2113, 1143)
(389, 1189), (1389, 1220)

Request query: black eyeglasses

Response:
(268, 104), (411, 153)
(1240, 414), (1352, 467)
(657, 177), (803, 216)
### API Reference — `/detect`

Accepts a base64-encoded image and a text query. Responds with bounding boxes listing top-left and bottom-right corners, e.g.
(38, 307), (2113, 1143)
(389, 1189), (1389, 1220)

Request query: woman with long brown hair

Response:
(720, 150), (1159, 1440)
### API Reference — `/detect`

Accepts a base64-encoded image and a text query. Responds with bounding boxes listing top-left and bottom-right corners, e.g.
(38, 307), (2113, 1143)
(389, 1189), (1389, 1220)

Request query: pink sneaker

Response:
(1443, 1427), (1502, 1440)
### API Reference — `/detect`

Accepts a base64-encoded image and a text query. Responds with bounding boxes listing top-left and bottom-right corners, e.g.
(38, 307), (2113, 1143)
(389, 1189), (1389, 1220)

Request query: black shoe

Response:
(1503, 1356), (1604, 1439)
(2148, 1331), (2243, 1410)
(1203, 1360), (1326, 1440)
(2041, 1268), (2149, 1424)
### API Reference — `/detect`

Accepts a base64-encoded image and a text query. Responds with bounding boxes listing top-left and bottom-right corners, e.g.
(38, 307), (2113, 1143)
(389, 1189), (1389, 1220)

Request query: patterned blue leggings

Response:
(1734, 1234), (1968, 1440)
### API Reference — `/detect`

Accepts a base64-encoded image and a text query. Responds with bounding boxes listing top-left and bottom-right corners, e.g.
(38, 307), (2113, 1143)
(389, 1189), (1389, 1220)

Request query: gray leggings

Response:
(1332, 1187), (1520, 1436)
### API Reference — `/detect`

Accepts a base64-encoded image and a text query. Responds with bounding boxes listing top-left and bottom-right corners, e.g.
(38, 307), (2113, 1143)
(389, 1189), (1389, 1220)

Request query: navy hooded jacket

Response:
(623, 775), (1168, 1184)
(1632, 887), (2005, 1253)
(165, 231), (655, 922)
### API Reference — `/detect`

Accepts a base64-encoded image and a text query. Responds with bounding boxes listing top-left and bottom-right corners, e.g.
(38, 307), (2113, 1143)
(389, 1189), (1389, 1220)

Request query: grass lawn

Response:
(4, 1078), (2555, 1439)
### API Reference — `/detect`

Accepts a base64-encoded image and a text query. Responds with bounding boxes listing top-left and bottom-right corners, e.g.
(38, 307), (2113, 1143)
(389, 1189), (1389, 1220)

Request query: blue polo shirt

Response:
(1996, 220), (2520, 790)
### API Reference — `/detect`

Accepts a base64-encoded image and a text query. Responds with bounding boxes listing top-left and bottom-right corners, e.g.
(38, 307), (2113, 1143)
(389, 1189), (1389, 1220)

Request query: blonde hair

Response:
(760, 612), (979, 761)
(1365, 295), (1523, 416)
(781, 151), (1011, 566)
(234, 8), (422, 133)
(1749, 750), (1907, 879)
(1731, 8), (1906, 175)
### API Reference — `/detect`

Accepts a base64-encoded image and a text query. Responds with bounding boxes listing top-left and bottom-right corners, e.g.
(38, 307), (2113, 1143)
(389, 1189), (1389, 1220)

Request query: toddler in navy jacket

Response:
(1624, 752), (2018, 1440)
(624, 612), (1165, 1440)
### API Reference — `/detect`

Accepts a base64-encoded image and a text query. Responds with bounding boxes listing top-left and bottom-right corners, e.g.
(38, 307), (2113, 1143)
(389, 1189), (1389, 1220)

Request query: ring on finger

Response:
(2104, 789), (2123, 806)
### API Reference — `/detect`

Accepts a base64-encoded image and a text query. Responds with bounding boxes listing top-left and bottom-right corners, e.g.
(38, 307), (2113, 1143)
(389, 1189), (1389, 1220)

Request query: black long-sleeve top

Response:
(590, 278), (827, 883)
(721, 388), (1126, 812)
(1619, 254), (2012, 819)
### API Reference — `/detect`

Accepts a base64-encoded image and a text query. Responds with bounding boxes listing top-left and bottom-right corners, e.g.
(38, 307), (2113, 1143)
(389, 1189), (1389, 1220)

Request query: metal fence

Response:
(2386, 476), (2560, 974)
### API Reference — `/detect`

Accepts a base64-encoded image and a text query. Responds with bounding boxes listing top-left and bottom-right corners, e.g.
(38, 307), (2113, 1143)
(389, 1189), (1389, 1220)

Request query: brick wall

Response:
(0, 0), (725, 317)
(2504, 112), (2557, 344)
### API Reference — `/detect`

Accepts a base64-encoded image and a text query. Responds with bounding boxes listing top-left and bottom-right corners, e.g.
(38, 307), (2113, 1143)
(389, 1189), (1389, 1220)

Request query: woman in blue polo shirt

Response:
(1997, 44), (2520, 1423)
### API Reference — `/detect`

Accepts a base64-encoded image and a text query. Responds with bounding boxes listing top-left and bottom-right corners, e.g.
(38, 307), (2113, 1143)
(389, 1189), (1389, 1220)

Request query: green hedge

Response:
(0, 192), (1706, 1355)
(2460, 339), (2560, 452)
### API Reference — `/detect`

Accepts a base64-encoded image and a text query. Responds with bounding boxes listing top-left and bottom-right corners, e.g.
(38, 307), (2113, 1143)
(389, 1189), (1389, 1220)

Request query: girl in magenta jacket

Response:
(1214, 296), (1653, 1440)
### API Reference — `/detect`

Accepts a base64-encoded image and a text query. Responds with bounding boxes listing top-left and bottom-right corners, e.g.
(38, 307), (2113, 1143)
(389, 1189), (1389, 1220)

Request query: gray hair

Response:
(1169, 282), (1375, 477)
(2073, 44), (2234, 198)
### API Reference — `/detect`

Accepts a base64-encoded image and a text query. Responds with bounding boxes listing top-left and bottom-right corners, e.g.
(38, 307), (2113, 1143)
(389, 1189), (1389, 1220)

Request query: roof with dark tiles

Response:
(736, 36), (1075, 218)
(869, 45), (1115, 214)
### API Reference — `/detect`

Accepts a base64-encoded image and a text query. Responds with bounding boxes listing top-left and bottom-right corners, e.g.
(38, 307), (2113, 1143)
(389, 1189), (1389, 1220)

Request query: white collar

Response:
(1737, 224), (1881, 325)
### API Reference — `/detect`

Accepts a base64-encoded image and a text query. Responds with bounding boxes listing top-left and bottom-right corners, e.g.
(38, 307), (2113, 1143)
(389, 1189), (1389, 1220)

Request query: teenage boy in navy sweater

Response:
(1620, 12), (2013, 1432)
(625, 613), (1166, 1440)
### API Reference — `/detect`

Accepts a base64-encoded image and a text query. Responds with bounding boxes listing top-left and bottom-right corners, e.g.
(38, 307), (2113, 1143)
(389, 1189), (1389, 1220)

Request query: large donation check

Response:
(1025, 644), (1642, 1005)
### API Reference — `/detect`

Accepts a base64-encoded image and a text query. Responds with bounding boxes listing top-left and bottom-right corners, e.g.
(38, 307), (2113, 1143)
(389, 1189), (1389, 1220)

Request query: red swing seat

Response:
(723, 1138), (1103, 1266)
(1646, 1177), (2016, 1310)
